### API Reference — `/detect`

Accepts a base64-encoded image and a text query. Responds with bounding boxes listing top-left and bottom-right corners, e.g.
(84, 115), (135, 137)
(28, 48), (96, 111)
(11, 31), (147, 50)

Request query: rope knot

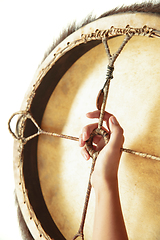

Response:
(106, 65), (114, 79)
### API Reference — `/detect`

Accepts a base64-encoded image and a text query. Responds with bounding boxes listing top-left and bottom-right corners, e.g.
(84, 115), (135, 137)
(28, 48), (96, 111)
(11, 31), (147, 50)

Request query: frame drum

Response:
(12, 12), (160, 240)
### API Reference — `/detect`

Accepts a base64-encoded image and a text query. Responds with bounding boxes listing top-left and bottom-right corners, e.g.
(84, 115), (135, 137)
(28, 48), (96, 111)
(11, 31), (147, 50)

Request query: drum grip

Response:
(85, 128), (109, 159)
(8, 111), (80, 144)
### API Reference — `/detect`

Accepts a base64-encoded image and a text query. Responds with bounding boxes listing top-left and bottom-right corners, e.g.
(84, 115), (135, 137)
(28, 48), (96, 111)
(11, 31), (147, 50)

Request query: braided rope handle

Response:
(8, 111), (79, 144)
(8, 25), (160, 240)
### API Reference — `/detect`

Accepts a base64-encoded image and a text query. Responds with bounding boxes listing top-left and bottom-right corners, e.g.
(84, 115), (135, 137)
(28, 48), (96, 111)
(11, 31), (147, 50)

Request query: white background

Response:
(0, 0), (156, 239)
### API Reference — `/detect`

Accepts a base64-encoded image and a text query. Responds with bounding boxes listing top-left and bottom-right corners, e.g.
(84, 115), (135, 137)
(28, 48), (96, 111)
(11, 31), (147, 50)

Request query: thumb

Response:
(108, 116), (124, 150)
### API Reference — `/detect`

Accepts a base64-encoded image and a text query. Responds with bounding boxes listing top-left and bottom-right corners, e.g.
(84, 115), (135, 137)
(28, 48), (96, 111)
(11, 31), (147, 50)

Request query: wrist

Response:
(93, 176), (119, 195)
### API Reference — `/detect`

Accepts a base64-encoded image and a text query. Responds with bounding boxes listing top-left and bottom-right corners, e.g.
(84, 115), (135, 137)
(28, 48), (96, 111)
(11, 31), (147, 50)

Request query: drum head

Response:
(13, 12), (160, 240)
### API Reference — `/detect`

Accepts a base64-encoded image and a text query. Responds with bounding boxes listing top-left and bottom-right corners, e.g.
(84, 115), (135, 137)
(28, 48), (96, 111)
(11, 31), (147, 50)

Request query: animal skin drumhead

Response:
(38, 35), (160, 240)
(10, 8), (160, 240)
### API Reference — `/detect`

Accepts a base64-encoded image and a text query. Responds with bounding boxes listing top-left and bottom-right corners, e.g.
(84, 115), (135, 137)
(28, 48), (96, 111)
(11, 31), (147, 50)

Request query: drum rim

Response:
(13, 12), (160, 240)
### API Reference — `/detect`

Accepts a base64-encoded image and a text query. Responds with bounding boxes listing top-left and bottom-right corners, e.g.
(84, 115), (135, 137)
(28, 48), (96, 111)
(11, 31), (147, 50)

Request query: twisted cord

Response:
(8, 111), (160, 161)
(98, 34), (133, 130)
(73, 34), (134, 239)
(8, 29), (160, 240)
(8, 111), (79, 144)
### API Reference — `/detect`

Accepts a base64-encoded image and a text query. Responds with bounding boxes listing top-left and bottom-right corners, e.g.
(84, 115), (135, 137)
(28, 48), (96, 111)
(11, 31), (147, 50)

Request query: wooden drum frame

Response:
(9, 11), (160, 240)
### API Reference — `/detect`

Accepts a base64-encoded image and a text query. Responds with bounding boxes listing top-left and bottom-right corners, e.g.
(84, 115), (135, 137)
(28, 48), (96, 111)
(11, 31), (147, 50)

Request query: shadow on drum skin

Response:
(21, 39), (101, 240)
(38, 42), (108, 240)
(16, 3), (160, 239)
(38, 35), (160, 239)
(40, 42), (106, 138)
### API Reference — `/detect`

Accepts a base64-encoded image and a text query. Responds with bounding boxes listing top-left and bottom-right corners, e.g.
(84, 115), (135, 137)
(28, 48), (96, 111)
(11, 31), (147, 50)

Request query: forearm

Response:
(92, 179), (128, 240)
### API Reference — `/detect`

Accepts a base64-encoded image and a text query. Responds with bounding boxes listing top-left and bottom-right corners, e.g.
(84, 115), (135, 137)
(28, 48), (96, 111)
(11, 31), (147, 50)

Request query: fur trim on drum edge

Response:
(42, 2), (160, 63)
(15, 2), (160, 240)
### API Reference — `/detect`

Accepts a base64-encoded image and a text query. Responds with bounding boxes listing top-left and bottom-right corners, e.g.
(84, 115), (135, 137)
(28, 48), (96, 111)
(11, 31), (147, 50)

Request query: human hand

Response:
(79, 110), (124, 189)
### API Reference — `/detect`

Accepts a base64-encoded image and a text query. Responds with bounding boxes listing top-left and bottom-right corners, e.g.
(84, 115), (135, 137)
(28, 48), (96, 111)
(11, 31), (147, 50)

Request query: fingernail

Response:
(84, 152), (89, 160)
(111, 116), (118, 125)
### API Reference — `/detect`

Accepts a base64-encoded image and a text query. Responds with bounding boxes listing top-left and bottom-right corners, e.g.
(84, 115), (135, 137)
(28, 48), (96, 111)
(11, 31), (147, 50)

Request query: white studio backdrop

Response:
(0, 0), (156, 239)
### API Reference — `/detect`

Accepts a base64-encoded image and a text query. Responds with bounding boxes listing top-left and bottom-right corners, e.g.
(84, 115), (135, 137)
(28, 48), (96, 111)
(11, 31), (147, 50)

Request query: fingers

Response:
(79, 111), (124, 161)
(81, 146), (90, 160)
(79, 132), (90, 160)
(79, 122), (99, 160)
(86, 110), (112, 129)
(79, 123), (98, 147)
(107, 116), (124, 150)
(79, 122), (106, 161)
(86, 110), (112, 119)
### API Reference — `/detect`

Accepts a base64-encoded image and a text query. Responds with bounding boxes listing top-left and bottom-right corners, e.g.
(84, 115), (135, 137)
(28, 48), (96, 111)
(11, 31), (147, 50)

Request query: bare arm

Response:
(79, 111), (128, 240)
(92, 178), (128, 240)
